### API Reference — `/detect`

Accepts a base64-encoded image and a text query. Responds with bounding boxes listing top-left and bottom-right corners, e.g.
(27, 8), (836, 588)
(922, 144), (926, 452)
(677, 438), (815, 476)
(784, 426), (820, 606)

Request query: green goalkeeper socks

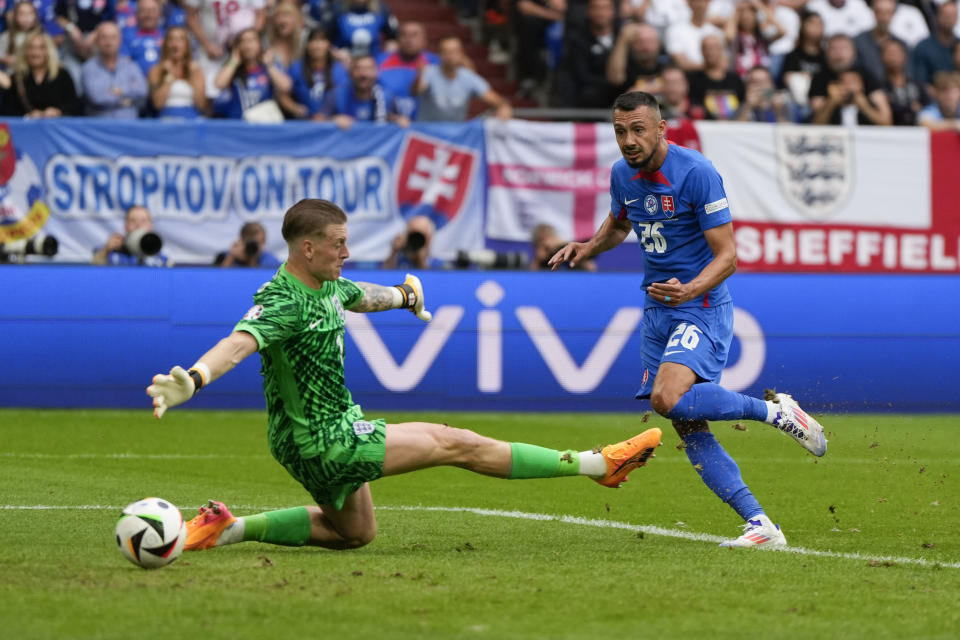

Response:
(508, 443), (581, 478)
(241, 507), (312, 546)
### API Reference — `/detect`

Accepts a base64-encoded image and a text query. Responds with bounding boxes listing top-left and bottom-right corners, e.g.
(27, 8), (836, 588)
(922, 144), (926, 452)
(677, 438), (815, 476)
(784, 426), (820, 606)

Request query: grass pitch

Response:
(1, 408), (958, 639)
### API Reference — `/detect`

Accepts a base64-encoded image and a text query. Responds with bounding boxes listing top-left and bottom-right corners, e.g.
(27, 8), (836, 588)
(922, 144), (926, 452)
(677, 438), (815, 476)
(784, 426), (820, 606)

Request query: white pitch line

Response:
(3, 503), (957, 569)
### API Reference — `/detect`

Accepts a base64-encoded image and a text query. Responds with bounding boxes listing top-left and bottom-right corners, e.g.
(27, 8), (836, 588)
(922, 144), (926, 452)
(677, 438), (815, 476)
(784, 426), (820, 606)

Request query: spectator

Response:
(213, 28), (292, 120)
(758, 0), (801, 78)
(162, 0), (187, 29)
(530, 223), (596, 271)
(809, 33), (874, 109)
(912, 0), (957, 90)
(736, 64), (799, 121)
(184, 0), (266, 97)
(917, 69), (960, 129)
(264, 1), (303, 70)
(812, 66), (893, 124)
(328, 0), (398, 59)
(854, 0), (907, 86)
(377, 21), (437, 120)
(0, 1), (41, 69)
(780, 9), (827, 109)
(665, 0), (724, 71)
(28, 0), (64, 41)
(214, 221), (282, 268)
(122, 0), (166, 78)
(514, 0), (564, 93)
(382, 215), (445, 270)
(687, 33), (745, 119)
(804, 0), (873, 38)
(324, 53), (407, 127)
(621, 0), (691, 39)
(303, 0), (334, 30)
(724, 0), (786, 78)
(660, 62), (694, 118)
(81, 21), (147, 117)
(55, 0), (117, 61)
(1, 31), (79, 116)
(116, 0), (137, 32)
(148, 25), (206, 118)
(92, 205), (170, 266)
(415, 36), (512, 121)
(554, 0), (618, 107)
(607, 22), (666, 96)
(886, 0), (929, 49)
(279, 27), (347, 120)
(660, 65), (702, 149)
(881, 38), (927, 125)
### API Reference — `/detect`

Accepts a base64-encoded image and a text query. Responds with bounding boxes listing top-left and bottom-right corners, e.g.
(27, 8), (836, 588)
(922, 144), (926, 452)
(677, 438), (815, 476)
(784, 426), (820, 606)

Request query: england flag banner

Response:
(0, 119), (485, 265)
(485, 119), (622, 243)
(485, 120), (960, 273)
(696, 122), (960, 273)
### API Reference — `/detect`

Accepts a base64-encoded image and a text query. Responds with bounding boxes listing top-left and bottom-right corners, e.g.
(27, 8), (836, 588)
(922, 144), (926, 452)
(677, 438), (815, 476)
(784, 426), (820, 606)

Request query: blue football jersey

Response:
(122, 28), (164, 76)
(610, 143), (733, 309)
(288, 59), (348, 116)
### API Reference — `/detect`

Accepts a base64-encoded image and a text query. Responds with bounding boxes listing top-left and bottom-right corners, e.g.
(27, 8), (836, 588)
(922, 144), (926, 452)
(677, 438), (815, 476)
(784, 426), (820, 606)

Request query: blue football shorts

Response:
(635, 302), (734, 399)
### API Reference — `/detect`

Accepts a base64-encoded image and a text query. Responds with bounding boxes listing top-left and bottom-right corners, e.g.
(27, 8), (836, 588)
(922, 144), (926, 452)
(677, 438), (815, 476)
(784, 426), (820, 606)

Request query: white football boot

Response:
(770, 393), (827, 457)
(719, 514), (787, 548)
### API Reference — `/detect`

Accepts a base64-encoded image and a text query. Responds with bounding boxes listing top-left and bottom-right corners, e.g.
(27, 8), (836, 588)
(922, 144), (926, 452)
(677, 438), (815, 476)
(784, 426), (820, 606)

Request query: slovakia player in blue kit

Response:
(550, 91), (827, 548)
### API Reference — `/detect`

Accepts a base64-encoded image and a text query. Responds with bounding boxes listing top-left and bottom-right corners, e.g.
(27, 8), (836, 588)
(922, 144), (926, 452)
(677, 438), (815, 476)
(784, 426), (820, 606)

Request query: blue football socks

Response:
(667, 383), (768, 422)
(682, 430), (763, 520)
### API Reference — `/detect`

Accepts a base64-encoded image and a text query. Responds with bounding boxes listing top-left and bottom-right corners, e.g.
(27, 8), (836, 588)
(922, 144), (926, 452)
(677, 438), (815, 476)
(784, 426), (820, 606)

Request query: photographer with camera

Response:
(215, 221), (281, 268)
(382, 215), (445, 270)
(92, 205), (170, 266)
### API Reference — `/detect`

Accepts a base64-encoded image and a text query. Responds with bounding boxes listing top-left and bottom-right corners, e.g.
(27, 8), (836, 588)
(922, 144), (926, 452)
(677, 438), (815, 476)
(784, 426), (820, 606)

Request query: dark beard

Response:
(625, 146), (658, 170)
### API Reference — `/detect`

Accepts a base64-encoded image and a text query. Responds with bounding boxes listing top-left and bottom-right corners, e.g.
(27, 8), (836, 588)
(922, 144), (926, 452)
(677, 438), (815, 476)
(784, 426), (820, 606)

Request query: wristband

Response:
(394, 283), (418, 309)
(187, 362), (211, 394)
(187, 369), (204, 393)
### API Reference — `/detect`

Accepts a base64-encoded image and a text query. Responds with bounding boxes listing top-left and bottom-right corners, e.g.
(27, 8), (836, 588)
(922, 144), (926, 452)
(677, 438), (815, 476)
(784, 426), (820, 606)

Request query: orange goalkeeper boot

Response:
(594, 428), (662, 488)
(184, 500), (237, 550)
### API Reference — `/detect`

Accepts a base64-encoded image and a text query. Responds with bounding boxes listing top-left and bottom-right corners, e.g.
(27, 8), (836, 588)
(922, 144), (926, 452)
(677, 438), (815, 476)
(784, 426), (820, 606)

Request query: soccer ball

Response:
(115, 497), (187, 569)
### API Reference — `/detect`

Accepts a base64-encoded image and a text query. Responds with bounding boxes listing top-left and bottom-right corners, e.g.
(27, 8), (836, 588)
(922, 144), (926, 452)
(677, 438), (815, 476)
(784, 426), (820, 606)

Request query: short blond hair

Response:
(282, 199), (347, 242)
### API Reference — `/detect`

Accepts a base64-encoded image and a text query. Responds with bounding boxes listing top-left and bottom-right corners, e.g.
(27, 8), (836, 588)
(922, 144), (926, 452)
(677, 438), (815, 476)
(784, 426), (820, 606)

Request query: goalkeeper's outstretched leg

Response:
(184, 424), (662, 551)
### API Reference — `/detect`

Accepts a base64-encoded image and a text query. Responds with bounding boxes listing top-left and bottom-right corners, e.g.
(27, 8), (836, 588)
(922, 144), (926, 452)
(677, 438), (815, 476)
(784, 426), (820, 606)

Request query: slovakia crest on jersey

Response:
(661, 195), (675, 217)
(395, 132), (476, 228)
(776, 126), (852, 220)
(643, 194), (658, 215)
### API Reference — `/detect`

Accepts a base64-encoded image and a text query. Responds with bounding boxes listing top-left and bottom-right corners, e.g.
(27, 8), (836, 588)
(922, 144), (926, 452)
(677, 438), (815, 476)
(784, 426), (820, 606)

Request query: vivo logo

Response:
(346, 280), (765, 395)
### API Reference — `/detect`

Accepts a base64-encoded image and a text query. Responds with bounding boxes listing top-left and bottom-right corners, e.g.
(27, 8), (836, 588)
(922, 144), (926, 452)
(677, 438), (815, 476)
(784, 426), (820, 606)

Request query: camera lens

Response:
(244, 239), (259, 257)
(405, 231), (426, 252)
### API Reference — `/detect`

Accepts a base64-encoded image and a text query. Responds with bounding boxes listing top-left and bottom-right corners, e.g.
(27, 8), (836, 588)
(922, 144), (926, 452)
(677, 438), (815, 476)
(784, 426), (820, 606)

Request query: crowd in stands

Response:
(0, 0), (511, 124)
(0, 0), (954, 127)
(526, 0), (960, 128)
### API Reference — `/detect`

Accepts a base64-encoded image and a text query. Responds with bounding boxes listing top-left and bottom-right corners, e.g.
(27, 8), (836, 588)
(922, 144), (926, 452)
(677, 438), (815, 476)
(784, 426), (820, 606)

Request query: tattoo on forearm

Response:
(353, 282), (398, 312)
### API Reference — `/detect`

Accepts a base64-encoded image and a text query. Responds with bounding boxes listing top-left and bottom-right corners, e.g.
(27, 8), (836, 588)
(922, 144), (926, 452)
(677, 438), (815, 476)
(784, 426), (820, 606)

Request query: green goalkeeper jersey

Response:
(234, 265), (364, 462)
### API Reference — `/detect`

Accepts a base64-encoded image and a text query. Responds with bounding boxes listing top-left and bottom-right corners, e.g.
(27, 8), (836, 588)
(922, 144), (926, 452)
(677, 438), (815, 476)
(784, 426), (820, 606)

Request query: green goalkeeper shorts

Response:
(279, 405), (387, 511)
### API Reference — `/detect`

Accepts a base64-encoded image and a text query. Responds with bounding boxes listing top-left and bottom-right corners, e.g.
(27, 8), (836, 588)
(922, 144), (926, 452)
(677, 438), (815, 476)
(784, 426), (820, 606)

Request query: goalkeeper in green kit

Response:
(147, 198), (661, 552)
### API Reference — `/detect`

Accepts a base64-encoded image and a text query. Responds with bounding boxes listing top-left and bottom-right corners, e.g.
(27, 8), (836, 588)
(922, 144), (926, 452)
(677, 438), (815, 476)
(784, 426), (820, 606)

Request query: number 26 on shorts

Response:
(667, 323), (702, 351)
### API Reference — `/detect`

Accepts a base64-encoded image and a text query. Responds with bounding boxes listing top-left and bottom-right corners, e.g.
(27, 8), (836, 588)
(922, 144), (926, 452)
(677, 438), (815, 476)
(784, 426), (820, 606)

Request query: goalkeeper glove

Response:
(147, 365), (203, 419)
(394, 273), (432, 322)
